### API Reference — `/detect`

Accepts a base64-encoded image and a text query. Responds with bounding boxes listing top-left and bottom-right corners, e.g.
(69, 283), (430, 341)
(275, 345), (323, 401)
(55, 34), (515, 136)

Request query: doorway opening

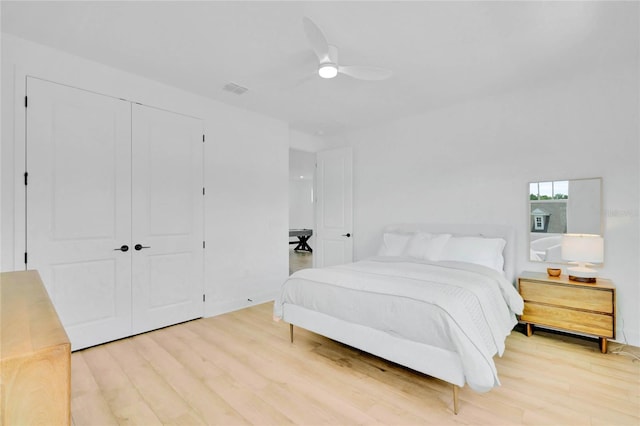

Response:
(289, 149), (315, 274)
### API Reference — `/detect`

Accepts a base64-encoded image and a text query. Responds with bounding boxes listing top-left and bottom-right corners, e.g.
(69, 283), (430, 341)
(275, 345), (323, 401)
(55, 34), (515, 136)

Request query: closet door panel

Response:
(131, 105), (203, 334)
(147, 122), (193, 236)
(26, 78), (132, 350)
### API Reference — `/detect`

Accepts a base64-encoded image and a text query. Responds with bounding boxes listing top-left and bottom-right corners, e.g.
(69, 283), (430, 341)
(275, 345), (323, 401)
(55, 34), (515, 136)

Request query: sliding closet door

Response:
(131, 104), (204, 334)
(26, 78), (133, 350)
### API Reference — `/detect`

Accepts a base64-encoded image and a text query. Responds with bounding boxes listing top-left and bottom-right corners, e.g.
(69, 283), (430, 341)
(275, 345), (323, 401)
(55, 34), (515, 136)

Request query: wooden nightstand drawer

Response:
(521, 303), (614, 338)
(519, 280), (613, 314)
(518, 272), (616, 353)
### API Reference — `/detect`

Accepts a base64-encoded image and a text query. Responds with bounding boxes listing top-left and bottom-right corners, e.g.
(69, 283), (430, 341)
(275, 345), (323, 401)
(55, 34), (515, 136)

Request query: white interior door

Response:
(131, 104), (204, 334)
(315, 147), (353, 267)
(26, 77), (133, 350)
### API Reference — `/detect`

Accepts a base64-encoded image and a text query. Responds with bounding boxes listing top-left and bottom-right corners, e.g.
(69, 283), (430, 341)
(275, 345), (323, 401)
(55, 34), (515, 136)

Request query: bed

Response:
(273, 224), (524, 414)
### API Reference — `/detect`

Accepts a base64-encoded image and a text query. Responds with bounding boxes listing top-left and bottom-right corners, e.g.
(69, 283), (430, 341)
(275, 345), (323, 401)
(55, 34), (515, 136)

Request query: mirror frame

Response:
(528, 177), (603, 264)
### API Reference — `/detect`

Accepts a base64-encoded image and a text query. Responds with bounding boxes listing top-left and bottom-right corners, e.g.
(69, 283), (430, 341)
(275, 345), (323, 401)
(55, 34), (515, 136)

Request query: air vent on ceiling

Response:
(222, 82), (248, 95)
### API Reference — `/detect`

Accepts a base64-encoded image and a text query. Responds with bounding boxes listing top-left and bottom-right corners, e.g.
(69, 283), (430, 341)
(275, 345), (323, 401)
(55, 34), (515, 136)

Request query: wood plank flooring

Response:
(71, 302), (640, 425)
(289, 248), (312, 275)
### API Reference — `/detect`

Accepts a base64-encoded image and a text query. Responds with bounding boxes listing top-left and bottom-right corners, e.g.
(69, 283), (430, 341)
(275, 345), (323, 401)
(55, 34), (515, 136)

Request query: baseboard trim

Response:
(204, 290), (279, 318)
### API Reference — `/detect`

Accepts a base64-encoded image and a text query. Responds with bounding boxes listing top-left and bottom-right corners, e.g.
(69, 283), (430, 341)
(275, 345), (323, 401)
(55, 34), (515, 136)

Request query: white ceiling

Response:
(2, 1), (636, 137)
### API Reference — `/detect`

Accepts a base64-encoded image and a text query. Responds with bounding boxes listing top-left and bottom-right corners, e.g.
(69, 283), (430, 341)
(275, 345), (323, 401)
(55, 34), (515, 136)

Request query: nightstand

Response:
(518, 271), (615, 353)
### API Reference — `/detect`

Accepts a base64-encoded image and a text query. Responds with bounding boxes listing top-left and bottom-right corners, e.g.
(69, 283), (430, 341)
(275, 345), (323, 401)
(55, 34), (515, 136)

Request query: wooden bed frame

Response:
(281, 223), (516, 414)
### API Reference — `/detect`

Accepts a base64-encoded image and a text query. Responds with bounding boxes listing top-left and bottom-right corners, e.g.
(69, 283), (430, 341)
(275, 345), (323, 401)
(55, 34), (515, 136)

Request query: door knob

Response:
(342, 233), (351, 238)
(134, 244), (150, 251)
(114, 245), (129, 252)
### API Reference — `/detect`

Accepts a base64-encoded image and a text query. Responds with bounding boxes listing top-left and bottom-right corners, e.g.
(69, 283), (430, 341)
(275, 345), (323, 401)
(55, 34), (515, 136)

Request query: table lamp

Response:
(561, 234), (604, 283)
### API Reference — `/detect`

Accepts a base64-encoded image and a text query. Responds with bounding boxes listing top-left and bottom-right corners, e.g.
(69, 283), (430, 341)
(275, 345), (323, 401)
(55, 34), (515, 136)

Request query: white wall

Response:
(1, 34), (289, 315)
(325, 64), (639, 345)
(289, 129), (326, 153)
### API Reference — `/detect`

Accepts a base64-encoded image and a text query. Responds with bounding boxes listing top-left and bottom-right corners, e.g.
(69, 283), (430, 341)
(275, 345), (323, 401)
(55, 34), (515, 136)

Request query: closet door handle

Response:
(342, 233), (351, 238)
(114, 245), (129, 252)
(134, 244), (150, 251)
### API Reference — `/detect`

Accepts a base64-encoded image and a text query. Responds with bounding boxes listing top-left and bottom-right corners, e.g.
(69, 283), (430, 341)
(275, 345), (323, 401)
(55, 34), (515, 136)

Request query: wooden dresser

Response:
(1, 270), (71, 425)
(518, 271), (615, 353)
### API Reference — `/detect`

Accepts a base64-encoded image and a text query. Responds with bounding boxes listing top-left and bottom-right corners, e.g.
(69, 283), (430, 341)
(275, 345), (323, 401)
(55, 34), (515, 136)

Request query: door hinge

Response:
(203, 241), (206, 249)
(24, 172), (28, 186)
(24, 96), (28, 108)
(202, 134), (205, 143)
(203, 294), (206, 302)
(24, 252), (28, 265)
(202, 187), (205, 196)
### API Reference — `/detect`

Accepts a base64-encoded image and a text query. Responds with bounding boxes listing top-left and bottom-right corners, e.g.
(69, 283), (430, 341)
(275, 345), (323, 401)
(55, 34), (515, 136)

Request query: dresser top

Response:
(1, 270), (70, 359)
(519, 270), (615, 290)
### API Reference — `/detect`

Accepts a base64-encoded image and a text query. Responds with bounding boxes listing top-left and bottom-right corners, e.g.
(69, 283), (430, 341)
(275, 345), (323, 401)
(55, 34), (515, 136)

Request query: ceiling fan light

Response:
(318, 63), (338, 79)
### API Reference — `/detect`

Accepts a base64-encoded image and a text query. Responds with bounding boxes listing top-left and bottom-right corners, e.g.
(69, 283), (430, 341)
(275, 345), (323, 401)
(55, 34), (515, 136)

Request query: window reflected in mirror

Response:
(529, 178), (602, 263)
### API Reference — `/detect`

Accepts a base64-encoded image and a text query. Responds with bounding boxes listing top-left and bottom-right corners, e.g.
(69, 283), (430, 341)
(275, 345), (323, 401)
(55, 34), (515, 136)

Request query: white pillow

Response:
(405, 233), (451, 260)
(439, 236), (506, 272)
(377, 232), (413, 256)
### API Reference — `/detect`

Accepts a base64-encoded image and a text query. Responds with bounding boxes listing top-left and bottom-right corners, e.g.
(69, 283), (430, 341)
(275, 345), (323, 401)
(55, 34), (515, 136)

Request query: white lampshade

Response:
(561, 234), (604, 263)
(561, 234), (604, 282)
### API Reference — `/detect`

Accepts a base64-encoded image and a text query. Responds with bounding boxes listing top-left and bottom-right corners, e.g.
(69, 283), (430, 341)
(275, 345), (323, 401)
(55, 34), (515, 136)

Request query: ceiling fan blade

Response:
(302, 17), (331, 63)
(338, 65), (393, 81)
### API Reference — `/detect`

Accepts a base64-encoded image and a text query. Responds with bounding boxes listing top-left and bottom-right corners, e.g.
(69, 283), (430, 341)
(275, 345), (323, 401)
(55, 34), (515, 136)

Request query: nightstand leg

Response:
(599, 337), (608, 354)
(525, 323), (533, 337)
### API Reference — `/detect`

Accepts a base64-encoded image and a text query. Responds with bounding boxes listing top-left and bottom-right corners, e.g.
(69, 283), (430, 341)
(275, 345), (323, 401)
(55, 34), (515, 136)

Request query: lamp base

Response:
(568, 275), (596, 283)
(567, 264), (598, 283)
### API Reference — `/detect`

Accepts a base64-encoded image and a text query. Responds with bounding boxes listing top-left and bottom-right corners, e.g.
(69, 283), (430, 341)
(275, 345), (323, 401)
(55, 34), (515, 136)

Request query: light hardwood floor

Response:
(289, 248), (312, 275)
(71, 302), (640, 425)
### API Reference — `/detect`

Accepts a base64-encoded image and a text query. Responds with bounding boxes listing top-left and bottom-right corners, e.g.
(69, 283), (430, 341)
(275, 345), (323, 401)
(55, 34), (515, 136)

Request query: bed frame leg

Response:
(453, 385), (460, 415)
(289, 323), (294, 343)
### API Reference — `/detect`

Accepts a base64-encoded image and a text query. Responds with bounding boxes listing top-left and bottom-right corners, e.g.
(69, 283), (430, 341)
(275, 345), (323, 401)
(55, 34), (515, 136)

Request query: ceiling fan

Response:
(302, 17), (392, 81)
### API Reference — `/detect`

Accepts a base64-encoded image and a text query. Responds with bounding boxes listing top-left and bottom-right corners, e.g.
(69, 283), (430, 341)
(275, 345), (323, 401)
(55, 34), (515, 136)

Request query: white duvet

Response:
(274, 257), (524, 392)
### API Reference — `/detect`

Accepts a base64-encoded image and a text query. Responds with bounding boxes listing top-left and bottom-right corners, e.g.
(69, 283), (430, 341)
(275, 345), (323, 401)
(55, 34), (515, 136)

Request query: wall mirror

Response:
(528, 177), (603, 263)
